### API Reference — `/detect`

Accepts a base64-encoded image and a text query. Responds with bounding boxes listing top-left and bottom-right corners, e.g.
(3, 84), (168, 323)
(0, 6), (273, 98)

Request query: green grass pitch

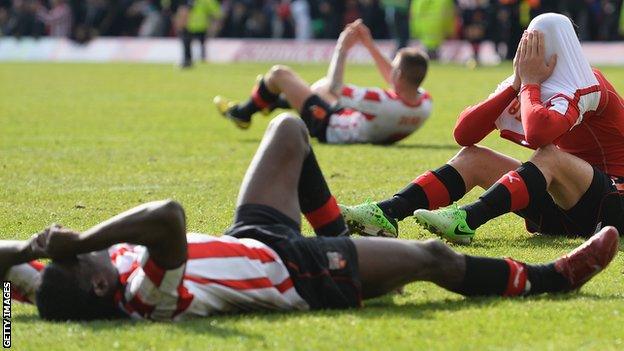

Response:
(1, 62), (623, 350)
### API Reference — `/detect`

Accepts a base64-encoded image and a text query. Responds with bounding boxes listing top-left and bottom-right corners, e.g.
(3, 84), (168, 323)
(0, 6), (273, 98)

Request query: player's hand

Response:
(28, 228), (52, 259)
(44, 224), (81, 260)
(511, 31), (525, 91)
(337, 26), (358, 53)
(354, 20), (374, 49)
(516, 30), (557, 85)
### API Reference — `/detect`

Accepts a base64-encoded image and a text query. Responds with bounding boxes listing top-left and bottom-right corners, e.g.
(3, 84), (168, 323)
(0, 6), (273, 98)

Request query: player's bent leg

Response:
(214, 65), (313, 129)
(237, 113), (310, 223)
(529, 145), (594, 210)
(310, 77), (339, 105)
(236, 113), (347, 236)
(415, 145), (589, 242)
(343, 145), (520, 238)
(448, 145), (522, 190)
(440, 145), (597, 240)
(264, 65), (315, 111)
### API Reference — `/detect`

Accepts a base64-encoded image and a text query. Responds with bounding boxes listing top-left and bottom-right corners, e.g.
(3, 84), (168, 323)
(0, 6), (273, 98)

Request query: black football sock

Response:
(271, 95), (291, 110)
(462, 162), (547, 230)
(234, 79), (280, 120)
(299, 150), (348, 237)
(524, 263), (570, 295)
(452, 256), (569, 297)
(451, 256), (510, 296)
(377, 164), (466, 220)
(299, 95), (332, 140)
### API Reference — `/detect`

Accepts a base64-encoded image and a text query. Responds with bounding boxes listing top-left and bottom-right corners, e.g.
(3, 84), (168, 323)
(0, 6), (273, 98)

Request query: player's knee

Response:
(420, 239), (460, 267)
(155, 199), (186, 236)
(268, 65), (293, 81)
(531, 145), (558, 162)
(267, 113), (309, 150)
(453, 145), (492, 162)
(310, 77), (329, 92)
(450, 146), (490, 182)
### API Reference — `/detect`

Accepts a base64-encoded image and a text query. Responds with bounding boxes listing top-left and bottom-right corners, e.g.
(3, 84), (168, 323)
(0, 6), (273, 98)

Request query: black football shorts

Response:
(516, 167), (624, 237)
(224, 204), (362, 309)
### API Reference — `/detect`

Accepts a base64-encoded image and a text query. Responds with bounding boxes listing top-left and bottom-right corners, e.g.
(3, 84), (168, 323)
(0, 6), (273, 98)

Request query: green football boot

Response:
(339, 202), (398, 238)
(213, 95), (251, 130)
(413, 204), (475, 244)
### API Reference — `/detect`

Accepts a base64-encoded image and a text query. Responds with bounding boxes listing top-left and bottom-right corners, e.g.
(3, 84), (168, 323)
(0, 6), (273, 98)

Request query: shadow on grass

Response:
(12, 291), (622, 339)
(524, 232), (624, 252)
(235, 139), (459, 151)
(391, 143), (459, 151)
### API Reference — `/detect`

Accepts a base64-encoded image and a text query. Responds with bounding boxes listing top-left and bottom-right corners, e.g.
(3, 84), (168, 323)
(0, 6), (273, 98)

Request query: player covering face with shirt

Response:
(0, 114), (619, 321)
(341, 13), (624, 244)
(214, 20), (433, 145)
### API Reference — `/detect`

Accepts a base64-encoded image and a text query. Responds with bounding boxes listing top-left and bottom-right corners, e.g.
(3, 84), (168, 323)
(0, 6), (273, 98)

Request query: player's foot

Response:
(554, 226), (619, 291)
(339, 202), (398, 238)
(179, 60), (193, 69)
(213, 96), (251, 130)
(255, 75), (271, 116)
(413, 204), (475, 245)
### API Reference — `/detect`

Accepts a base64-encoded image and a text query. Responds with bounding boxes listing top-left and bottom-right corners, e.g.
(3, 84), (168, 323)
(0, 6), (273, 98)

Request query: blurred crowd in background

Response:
(1, 0), (623, 56)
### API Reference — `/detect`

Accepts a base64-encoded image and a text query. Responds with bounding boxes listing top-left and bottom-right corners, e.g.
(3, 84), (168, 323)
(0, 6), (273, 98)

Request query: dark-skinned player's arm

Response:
(355, 21), (393, 85)
(517, 30), (570, 147)
(44, 200), (187, 270)
(0, 234), (49, 279)
(326, 22), (358, 97)
(0, 232), (50, 303)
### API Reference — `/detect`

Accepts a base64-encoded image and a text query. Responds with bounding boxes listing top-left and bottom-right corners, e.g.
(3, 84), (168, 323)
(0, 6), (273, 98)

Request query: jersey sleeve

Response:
(519, 84), (577, 147)
(454, 85), (519, 146)
(6, 261), (45, 304)
(121, 251), (191, 321)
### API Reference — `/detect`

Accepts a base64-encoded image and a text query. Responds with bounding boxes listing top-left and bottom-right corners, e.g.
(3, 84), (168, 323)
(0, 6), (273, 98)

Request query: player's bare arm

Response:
(326, 23), (358, 97)
(355, 21), (393, 84)
(45, 200), (187, 269)
(0, 234), (49, 279)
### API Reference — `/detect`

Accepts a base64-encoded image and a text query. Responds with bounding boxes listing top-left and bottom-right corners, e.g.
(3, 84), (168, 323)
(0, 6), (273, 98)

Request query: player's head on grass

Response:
(36, 251), (123, 321)
(391, 47), (429, 95)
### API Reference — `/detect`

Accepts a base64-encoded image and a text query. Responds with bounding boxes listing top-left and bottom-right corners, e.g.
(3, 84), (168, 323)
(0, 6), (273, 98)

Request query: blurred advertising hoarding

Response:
(1, 38), (623, 65)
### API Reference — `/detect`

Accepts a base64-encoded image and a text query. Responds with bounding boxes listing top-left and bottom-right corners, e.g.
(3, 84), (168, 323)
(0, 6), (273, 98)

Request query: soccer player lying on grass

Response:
(214, 20), (432, 144)
(341, 13), (624, 243)
(0, 114), (620, 321)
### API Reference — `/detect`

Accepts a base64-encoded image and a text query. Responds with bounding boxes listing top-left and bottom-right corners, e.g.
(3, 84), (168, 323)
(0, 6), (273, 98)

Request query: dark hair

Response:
(35, 262), (122, 321)
(397, 47), (429, 88)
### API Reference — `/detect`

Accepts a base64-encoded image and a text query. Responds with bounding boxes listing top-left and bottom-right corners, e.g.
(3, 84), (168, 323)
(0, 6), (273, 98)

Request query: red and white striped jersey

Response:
(326, 84), (433, 144)
(6, 233), (309, 321)
(112, 233), (309, 321)
(6, 261), (45, 304)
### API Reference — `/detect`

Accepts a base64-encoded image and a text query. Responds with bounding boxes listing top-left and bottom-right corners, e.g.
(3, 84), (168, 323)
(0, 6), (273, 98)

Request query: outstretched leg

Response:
(354, 226), (618, 299)
(236, 113), (347, 236)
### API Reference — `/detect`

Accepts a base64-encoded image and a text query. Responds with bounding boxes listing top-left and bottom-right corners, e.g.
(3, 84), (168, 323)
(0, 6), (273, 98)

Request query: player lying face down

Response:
(215, 20), (433, 145)
(341, 13), (624, 243)
(2, 114), (619, 321)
